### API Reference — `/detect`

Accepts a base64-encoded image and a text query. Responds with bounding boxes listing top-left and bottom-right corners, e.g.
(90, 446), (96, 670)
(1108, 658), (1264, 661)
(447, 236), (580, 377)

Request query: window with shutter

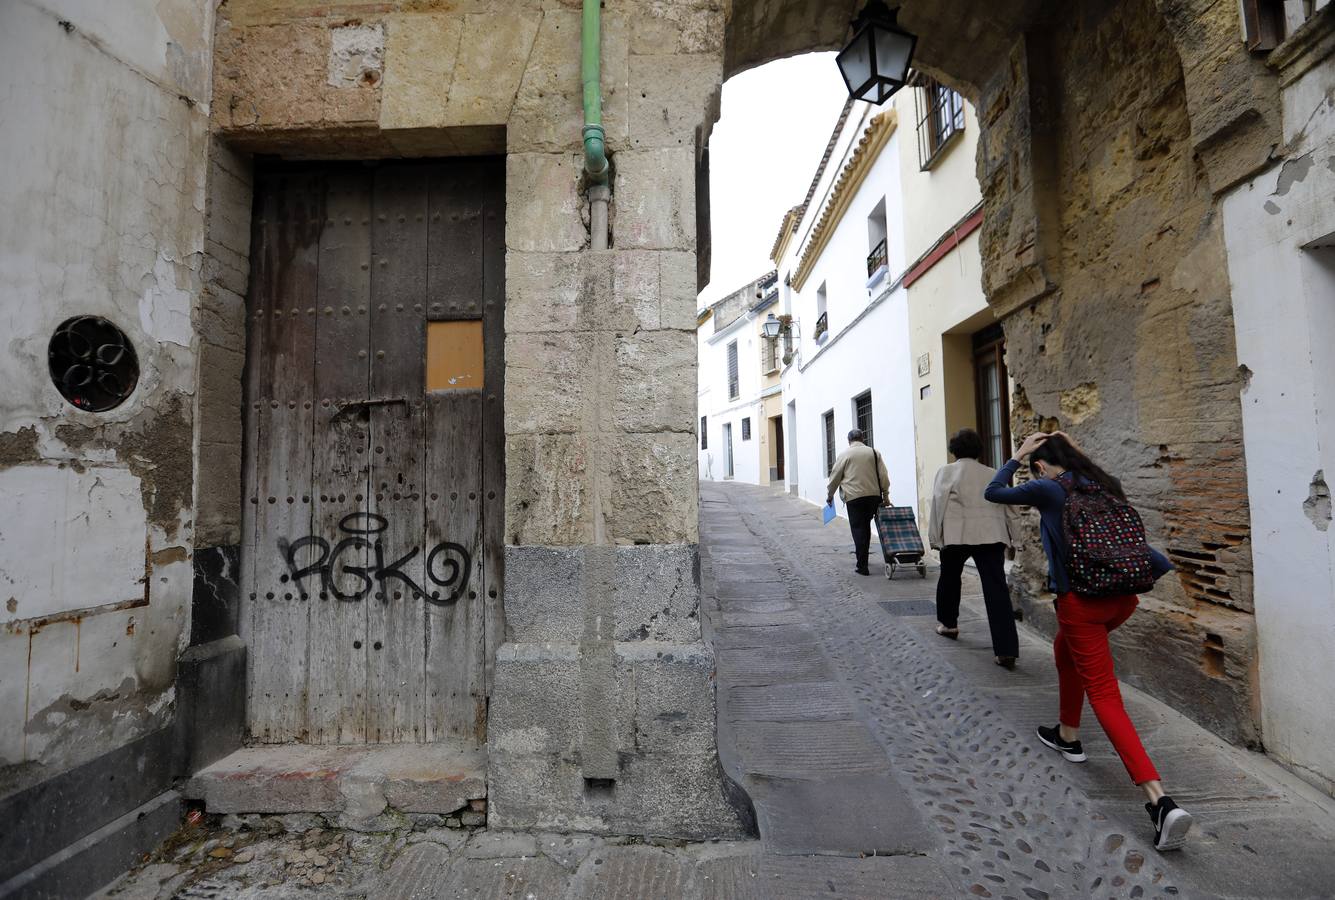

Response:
(741, 417), (751, 441)
(727, 341), (739, 399)
(823, 410), (836, 474)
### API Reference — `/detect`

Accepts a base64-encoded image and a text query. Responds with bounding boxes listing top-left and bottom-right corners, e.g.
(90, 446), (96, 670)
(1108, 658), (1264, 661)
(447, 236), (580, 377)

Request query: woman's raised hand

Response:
(1014, 432), (1050, 461)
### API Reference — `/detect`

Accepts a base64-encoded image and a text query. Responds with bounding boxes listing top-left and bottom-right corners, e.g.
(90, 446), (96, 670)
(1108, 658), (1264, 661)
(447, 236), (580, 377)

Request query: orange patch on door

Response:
(426, 320), (484, 391)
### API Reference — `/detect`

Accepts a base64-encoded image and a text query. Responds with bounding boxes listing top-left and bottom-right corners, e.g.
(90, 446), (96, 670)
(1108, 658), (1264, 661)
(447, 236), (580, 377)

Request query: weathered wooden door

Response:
(240, 160), (504, 747)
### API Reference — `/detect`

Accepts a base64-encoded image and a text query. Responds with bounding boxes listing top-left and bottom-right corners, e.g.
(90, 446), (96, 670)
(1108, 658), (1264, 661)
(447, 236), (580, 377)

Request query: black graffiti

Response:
(278, 513), (472, 606)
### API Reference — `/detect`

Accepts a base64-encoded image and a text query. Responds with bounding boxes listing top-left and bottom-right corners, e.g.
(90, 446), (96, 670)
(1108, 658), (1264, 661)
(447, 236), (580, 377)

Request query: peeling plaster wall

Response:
(1222, 13), (1335, 794)
(0, 0), (212, 780)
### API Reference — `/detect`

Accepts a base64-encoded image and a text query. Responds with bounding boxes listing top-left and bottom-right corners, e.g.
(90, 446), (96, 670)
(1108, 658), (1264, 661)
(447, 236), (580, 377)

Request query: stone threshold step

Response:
(185, 743), (486, 827)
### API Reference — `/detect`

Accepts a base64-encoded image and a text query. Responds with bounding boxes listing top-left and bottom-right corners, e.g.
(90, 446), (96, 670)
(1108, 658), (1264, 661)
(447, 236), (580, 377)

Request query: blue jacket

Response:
(984, 459), (1173, 595)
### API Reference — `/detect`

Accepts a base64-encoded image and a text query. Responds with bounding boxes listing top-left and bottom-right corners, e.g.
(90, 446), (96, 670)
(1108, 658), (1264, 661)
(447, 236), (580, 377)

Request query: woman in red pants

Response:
(985, 432), (1192, 852)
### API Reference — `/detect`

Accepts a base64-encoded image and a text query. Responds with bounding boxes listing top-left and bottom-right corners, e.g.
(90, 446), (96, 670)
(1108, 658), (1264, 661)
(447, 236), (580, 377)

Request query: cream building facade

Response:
(891, 84), (1008, 546)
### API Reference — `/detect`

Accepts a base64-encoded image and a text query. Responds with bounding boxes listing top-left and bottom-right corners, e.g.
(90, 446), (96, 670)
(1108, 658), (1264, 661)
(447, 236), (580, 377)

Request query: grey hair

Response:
(847, 428), (866, 443)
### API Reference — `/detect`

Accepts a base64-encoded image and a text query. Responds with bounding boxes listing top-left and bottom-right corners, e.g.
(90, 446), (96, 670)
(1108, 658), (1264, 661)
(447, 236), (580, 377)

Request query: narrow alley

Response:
(702, 482), (1335, 899)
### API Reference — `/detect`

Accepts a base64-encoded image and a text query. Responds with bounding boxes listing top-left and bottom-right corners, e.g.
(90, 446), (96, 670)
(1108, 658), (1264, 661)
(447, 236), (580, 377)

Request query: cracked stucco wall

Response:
(0, 0), (213, 780)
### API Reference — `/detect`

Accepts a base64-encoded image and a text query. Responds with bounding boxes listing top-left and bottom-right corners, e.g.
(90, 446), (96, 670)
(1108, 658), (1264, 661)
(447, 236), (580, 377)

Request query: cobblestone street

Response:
(703, 482), (1335, 899)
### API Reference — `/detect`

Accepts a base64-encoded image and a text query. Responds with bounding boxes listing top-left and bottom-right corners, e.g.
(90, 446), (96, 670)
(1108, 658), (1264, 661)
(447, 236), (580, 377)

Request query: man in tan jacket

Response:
(826, 428), (890, 576)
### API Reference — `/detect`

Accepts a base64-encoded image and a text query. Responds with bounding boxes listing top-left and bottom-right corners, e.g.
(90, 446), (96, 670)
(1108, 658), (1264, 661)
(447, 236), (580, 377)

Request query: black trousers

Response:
(936, 543), (1019, 658)
(846, 496), (882, 572)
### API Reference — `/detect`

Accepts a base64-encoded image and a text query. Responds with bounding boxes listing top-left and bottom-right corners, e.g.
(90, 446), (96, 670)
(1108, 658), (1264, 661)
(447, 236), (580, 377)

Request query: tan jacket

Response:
(827, 442), (889, 503)
(929, 458), (1018, 549)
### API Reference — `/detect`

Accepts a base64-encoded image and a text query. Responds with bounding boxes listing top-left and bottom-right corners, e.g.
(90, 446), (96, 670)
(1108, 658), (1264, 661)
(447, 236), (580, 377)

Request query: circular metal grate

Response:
(48, 315), (140, 412)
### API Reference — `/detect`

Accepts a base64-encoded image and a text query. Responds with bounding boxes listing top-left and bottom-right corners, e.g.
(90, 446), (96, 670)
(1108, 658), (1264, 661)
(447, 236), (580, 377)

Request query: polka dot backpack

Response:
(1055, 472), (1156, 597)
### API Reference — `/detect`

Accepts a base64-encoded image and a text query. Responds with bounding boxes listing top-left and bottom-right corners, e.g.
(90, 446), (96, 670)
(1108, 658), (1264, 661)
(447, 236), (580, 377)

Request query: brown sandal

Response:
(936, 624), (959, 639)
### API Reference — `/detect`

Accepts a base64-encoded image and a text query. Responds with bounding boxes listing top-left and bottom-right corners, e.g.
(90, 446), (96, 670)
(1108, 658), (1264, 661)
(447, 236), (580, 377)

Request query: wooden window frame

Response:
(726, 340), (740, 400)
(972, 324), (1012, 469)
(823, 409), (837, 475)
(913, 73), (966, 170)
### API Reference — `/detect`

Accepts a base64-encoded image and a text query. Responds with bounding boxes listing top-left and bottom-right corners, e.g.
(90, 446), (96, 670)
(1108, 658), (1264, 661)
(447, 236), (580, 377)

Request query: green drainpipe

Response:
(581, 0), (609, 186)
(582, 0), (611, 248)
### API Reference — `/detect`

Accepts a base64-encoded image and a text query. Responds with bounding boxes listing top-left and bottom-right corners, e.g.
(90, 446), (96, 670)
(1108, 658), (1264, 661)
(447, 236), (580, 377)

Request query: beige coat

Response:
(929, 458), (1017, 549)
(827, 442), (890, 503)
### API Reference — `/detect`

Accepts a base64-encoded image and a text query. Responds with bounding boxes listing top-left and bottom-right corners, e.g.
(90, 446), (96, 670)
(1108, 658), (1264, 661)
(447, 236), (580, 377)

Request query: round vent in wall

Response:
(48, 316), (140, 412)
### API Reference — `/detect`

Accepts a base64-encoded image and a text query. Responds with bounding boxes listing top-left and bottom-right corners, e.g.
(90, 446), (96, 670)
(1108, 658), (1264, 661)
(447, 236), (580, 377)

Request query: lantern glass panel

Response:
(872, 25), (915, 84)
(836, 27), (875, 96)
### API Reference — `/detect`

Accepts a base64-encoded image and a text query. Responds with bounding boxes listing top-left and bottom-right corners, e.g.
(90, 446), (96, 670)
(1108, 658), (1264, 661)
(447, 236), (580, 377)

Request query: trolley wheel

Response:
(917, 562), (927, 578)
(884, 563), (893, 580)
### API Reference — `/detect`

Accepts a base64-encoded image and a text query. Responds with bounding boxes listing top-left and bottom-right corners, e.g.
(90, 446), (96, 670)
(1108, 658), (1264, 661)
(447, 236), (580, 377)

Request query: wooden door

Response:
(240, 160), (504, 747)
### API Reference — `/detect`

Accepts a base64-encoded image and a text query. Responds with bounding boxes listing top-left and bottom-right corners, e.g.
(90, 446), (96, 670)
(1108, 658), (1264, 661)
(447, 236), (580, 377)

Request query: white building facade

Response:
(697, 273), (779, 485)
(1220, 14), (1335, 796)
(771, 102), (919, 518)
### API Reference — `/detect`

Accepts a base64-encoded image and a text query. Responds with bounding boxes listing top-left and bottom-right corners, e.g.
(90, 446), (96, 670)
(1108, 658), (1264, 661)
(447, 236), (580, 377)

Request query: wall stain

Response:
(0, 426), (41, 470)
(55, 393), (194, 538)
(1273, 151), (1313, 196)
(1304, 470), (1331, 531)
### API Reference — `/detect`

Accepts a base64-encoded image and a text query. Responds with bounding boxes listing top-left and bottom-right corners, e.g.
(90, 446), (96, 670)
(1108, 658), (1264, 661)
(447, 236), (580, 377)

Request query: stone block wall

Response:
(973, 0), (1261, 746)
(206, 0), (742, 837)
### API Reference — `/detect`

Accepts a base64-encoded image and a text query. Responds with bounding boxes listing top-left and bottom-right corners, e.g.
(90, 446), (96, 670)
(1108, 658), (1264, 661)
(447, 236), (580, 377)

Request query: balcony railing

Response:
(866, 238), (887, 277)
(814, 311), (829, 343)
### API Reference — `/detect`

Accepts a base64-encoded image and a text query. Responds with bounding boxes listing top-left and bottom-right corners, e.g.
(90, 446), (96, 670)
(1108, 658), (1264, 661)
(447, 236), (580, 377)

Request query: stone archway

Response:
(713, 0), (1283, 750)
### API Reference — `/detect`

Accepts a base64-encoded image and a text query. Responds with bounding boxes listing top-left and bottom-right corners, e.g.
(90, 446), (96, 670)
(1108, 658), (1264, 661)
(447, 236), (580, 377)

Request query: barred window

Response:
(741, 417), (752, 441)
(727, 341), (739, 399)
(700, 415), (707, 450)
(913, 74), (965, 170)
(823, 410), (836, 474)
(853, 391), (874, 449)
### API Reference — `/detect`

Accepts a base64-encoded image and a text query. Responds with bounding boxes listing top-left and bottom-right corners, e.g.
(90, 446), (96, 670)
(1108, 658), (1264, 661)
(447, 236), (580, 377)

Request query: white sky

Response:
(698, 53), (849, 309)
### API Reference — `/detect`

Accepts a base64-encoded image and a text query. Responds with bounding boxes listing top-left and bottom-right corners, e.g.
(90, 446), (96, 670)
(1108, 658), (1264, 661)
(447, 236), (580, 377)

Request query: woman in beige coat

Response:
(929, 428), (1020, 668)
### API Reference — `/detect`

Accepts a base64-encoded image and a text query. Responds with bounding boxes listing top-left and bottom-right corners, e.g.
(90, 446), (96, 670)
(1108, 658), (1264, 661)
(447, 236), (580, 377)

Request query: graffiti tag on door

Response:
(277, 512), (472, 605)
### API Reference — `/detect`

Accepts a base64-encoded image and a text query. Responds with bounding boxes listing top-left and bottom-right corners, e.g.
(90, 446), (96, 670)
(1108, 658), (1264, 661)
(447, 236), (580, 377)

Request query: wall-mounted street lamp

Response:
(836, 1), (917, 104)
(761, 313), (798, 366)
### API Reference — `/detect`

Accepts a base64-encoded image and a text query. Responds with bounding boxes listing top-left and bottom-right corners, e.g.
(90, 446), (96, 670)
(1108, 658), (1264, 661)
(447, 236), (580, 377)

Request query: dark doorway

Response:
(772, 415), (785, 481)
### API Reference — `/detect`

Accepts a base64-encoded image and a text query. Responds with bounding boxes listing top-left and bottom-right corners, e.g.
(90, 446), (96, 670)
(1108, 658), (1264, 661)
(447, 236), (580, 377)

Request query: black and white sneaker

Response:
(1036, 724), (1087, 762)
(1147, 796), (1192, 851)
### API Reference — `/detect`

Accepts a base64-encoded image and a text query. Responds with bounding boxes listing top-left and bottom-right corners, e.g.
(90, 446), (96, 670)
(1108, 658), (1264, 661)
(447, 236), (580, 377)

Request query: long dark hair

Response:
(1029, 434), (1127, 502)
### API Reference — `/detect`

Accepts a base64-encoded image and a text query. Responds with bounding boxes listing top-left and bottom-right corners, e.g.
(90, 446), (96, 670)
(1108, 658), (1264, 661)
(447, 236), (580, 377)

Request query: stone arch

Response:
(714, 0), (1272, 747)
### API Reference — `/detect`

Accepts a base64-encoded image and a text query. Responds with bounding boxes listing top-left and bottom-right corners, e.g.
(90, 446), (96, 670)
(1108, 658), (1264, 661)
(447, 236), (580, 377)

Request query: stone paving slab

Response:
(569, 845), (689, 899)
(710, 623), (814, 650)
(753, 854), (960, 899)
(724, 682), (858, 721)
(715, 644), (832, 684)
(185, 743), (486, 823)
(747, 773), (935, 856)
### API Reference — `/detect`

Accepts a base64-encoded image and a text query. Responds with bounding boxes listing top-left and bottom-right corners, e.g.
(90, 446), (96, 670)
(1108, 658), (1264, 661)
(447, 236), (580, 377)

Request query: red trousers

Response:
(1054, 592), (1160, 784)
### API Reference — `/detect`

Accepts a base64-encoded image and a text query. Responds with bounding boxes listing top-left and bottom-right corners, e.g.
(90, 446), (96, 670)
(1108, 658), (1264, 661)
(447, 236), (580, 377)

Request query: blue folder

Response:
(822, 501), (836, 525)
